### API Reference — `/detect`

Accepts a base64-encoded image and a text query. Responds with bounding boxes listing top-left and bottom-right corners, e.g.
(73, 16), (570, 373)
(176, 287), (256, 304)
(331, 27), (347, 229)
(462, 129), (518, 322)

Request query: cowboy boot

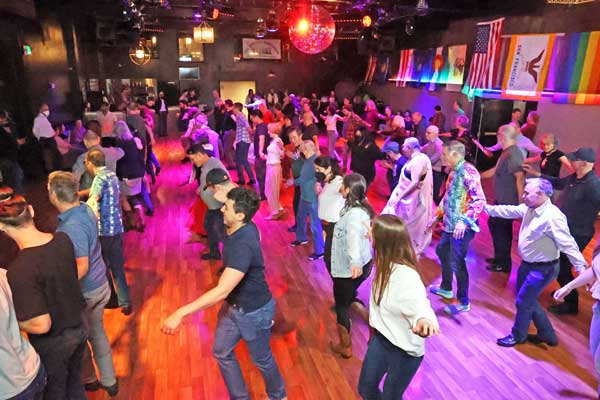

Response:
(330, 324), (352, 359)
(350, 300), (369, 324)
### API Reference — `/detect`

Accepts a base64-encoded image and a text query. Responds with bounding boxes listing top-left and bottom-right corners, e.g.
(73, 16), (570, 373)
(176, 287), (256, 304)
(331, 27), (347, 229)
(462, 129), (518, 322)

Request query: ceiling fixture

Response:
(405, 17), (415, 36)
(129, 40), (151, 65)
(546, 0), (595, 3)
(266, 10), (279, 32)
(361, 15), (372, 28)
(256, 18), (267, 38)
(267, 70), (276, 78)
(288, 5), (336, 54)
(416, 0), (429, 16)
(194, 21), (214, 43)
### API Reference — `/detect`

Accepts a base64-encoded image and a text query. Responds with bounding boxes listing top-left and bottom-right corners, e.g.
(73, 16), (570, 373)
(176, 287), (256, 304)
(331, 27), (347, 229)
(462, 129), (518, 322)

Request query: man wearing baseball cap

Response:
(203, 168), (237, 203)
(187, 143), (229, 260)
(527, 147), (600, 315)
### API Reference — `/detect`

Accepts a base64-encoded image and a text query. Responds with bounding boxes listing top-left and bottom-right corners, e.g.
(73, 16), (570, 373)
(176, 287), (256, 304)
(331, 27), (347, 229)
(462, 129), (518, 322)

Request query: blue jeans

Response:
(212, 299), (286, 400)
(204, 208), (225, 257)
(99, 234), (131, 307)
(295, 199), (324, 254)
(7, 364), (46, 400)
(235, 142), (255, 183)
(511, 260), (559, 342)
(436, 230), (475, 305)
(590, 301), (600, 397)
(358, 331), (423, 400)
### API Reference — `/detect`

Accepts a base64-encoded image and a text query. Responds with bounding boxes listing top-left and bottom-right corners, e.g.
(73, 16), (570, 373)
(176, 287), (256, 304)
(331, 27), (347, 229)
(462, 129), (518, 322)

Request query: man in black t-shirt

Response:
(0, 189), (87, 399)
(162, 187), (286, 400)
(251, 110), (269, 200)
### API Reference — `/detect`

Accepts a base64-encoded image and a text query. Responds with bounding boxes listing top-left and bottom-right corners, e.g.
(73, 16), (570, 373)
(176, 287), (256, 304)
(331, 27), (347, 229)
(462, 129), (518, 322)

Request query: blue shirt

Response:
(57, 203), (107, 293)
(295, 154), (317, 202)
(89, 167), (124, 236)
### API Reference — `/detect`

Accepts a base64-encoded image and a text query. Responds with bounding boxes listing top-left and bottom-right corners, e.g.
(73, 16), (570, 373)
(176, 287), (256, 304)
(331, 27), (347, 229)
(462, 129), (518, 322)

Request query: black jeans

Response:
(204, 208), (225, 256)
(488, 215), (514, 269)
(323, 222), (335, 278)
(235, 142), (255, 183)
(432, 170), (447, 206)
(31, 327), (87, 400)
(39, 137), (61, 173)
(333, 261), (373, 331)
(558, 234), (593, 308)
(254, 157), (267, 198)
(293, 185), (300, 219)
(158, 111), (167, 137)
(100, 234), (131, 307)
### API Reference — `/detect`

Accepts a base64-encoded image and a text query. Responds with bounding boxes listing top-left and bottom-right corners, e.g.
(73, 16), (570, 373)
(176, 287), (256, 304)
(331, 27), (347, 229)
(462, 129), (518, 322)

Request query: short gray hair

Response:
(443, 140), (466, 157)
(426, 125), (439, 135)
(498, 124), (518, 141)
(526, 177), (553, 197)
(403, 137), (421, 150)
(48, 171), (79, 203)
(114, 120), (133, 141)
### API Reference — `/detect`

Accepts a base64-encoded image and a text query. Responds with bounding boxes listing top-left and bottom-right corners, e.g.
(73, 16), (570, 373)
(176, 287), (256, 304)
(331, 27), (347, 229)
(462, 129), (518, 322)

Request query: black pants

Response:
(293, 185), (300, 218)
(100, 234), (131, 307)
(323, 222), (335, 278)
(254, 157), (267, 198)
(333, 261), (373, 331)
(558, 234), (592, 308)
(204, 208), (225, 257)
(31, 327), (87, 400)
(488, 215), (514, 269)
(39, 137), (61, 173)
(432, 170), (447, 206)
(158, 111), (168, 137)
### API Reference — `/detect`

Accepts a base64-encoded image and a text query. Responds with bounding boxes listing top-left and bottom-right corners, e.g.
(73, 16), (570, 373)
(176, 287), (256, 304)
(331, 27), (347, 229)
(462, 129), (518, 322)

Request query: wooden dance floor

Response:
(2, 136), (598, 400)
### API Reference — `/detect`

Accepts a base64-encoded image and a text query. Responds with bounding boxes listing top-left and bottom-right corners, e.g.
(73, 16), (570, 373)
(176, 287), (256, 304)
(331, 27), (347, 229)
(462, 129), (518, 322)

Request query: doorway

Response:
(219, 80), (255, 116)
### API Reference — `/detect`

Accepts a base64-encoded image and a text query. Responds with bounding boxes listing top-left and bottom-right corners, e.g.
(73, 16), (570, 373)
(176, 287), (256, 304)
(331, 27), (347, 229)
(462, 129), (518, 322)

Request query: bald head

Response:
(83, 130), (100, 149)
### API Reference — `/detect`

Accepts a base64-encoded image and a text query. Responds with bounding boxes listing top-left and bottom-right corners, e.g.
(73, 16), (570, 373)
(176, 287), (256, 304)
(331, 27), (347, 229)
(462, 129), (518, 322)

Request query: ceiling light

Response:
(194, 21), (214, 43)
(362, 15), (372, 28)
(256, 18), (267, 38)
(266, 10), (279, 32)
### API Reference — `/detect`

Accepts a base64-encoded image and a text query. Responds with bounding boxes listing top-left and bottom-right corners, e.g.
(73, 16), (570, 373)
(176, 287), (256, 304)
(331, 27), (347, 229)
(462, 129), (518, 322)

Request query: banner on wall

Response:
(389, 44), (467, 86)
(242, 39), (281, 60)
(502, 34), (555, 100)
(364, 55), (390, 85)
(546, 31), (600, 105)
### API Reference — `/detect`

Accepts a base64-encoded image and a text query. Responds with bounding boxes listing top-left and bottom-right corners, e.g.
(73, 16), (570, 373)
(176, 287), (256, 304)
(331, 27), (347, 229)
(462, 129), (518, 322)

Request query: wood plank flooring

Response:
(1, 135), (598, 400)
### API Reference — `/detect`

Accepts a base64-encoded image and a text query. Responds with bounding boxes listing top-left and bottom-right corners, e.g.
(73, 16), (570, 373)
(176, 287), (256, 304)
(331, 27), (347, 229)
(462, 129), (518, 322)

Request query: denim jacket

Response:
(331, 206), (373, 278)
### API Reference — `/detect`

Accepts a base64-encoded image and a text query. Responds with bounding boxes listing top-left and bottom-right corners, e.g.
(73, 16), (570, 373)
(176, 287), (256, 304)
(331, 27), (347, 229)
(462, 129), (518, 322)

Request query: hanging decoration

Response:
(194, 21), (214, 43)
(388, 45), (467, 86)
(128, 40), (151, 65)
(288, 5), (335, 54)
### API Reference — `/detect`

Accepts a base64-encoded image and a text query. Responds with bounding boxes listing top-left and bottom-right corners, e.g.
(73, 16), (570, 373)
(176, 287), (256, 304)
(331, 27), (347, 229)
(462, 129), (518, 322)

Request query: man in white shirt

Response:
(421, 125), (445, 205)
(32, 103), (61, 172)
(485, 178), (588, 347)
(96, 102), (117, 137)
(155, 91), (168, 137)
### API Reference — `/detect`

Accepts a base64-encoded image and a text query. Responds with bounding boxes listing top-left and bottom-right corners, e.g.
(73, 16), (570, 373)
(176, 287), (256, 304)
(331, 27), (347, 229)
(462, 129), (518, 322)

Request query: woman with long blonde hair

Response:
(358, 215), (439, 399)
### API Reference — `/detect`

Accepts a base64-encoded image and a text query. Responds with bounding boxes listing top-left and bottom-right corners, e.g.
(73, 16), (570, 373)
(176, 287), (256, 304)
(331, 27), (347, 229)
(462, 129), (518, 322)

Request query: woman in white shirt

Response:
(265, 122), (285, 220)
(314, 156), (345, 278)
(358, 214), (440, 399)
(320, 106), (344, 162)
(554, 244), (600, 398)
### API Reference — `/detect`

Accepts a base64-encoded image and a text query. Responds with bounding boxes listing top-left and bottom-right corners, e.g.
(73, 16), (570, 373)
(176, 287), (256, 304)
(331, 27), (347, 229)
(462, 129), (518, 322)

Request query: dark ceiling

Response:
(38, 0), (548, 44)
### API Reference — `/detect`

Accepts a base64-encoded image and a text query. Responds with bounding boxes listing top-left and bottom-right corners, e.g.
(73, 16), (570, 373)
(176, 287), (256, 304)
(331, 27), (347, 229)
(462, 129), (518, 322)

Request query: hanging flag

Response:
(374, 56), (390, 85)
(463, 17), (504, 96)
(364, 54), (377, 84)
(502, 34), (555, 100)
(446, 45), (467, 85)
(390, 49), (415, 86)
(546, 31), (600, 104)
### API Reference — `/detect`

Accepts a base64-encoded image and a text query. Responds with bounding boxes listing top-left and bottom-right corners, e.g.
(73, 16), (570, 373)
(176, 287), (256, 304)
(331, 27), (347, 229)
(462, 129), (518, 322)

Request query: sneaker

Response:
(291, 240), (308, 247)
(443, 303), (471, 315)
(287, 225), (297, 233)
(201, 252), (221, 260)
(429, 285), (453, 299)
(121, 305), (133, 316)
(84, 381), (101, 392)
(527, 334), (559, 347)
(308, 253), (324, 261)
(102, 380), (119, 397)
(486, 264), (511, 273)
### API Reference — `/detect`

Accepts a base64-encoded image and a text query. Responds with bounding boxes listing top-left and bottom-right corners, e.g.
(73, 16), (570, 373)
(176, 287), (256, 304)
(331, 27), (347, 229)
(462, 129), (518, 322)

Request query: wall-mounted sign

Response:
(242, 38), (281, 60)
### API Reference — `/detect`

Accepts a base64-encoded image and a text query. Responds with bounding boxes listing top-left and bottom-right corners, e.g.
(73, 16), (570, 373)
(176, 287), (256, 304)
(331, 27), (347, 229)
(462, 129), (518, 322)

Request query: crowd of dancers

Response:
(0, 87), (599, 400)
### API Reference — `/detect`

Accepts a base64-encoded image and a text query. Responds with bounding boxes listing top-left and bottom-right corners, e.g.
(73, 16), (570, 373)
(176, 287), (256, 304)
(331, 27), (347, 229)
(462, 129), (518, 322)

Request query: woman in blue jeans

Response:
(358, 215), (439, 399)
(330, 173), (375, 358)
(554, 244), (600, 398)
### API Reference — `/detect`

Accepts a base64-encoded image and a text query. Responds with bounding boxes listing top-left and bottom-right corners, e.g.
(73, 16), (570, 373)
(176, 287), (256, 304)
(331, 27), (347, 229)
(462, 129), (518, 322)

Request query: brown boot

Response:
(330, 324), (352, 359)
(133, 206), (145, 233)
(123, 210), (136, 232)
(350, 301), (369, 324)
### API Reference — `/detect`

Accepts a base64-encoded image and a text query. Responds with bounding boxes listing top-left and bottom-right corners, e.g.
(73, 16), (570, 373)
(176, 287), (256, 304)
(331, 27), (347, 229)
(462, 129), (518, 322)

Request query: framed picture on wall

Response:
(178, 37), (204, 62)
(179, 67), (199, 80)
(242, 38), (281, 60)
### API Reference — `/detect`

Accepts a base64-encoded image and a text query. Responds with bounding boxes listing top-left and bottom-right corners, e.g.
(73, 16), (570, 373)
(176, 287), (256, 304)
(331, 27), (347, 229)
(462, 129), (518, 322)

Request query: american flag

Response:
(465, 18), (504, 90)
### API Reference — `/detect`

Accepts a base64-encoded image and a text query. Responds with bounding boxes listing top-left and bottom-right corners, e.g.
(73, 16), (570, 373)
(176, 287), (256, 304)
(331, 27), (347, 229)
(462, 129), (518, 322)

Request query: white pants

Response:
(265, 163), (282, 214)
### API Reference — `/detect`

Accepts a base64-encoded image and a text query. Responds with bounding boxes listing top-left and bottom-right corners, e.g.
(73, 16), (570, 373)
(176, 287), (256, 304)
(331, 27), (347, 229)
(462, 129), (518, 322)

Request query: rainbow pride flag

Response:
(546, 31), (600, 104)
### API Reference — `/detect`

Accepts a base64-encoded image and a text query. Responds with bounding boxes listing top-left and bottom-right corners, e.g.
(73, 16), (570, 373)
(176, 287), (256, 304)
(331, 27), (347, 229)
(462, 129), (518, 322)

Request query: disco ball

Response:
(288, 5), (336, 55)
